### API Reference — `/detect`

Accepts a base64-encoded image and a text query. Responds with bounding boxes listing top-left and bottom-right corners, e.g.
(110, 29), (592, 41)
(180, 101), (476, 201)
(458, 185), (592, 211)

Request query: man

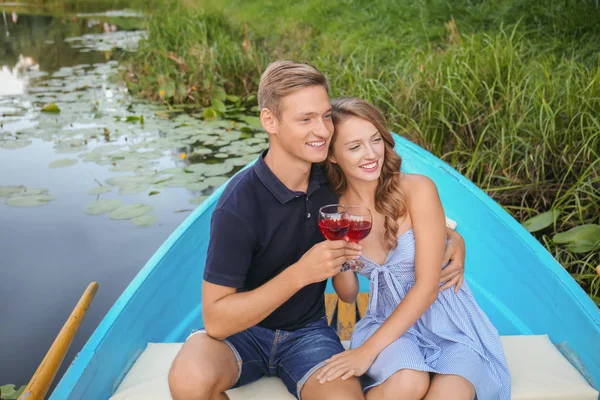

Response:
(168, 61), (466, 400)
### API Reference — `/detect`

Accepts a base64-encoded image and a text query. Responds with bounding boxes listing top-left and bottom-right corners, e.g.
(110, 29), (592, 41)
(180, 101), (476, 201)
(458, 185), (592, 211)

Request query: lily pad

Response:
(212, 139), (232, 147)
(109, 203), (153, 220)
(204, 176), (229, 187)
(49, 158), (78, 168)
(191, 148), (213, 156)
(41, 103), (61, 113)
(165, 175), (199, 188)
(118, 185), (150, 195)
(226, 156), (255, 167)
(0, 185), (26, 198)
(152, 176), (173, 185)
(522, 210), (559, 233)
(6, 194), (55, 207)
(106, 175), (153, 188)
(185, 181), (209, 191)
(19, 188), (49, 196)
(84, 199), (122, 215)
(109, 162), (146, 172)
(88, 186), (113, 195)
(0, 384), (26, 399)
(131, 214), (157, 227)
(80, 152), (104, 163)
(204, 163), (234, 177)
(162, 167), (186, 175)
(1, 139), (32, 150)
(184, 163), (208, 174)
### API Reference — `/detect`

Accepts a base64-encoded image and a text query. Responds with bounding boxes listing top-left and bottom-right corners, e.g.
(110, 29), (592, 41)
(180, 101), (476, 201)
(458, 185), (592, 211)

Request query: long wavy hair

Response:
(325, 97), (406, 251)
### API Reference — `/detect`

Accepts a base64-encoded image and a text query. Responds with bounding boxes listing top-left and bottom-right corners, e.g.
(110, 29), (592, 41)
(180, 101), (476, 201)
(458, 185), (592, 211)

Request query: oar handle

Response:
(19, 282), (99, 400)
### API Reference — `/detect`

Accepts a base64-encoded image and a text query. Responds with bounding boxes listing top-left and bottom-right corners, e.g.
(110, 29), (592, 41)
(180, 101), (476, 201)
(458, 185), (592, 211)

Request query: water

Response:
(0, 5), (266, 388)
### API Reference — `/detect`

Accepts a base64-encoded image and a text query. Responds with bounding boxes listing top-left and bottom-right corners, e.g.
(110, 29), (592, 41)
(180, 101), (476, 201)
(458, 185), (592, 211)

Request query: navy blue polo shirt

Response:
(204, 150), (339, 331)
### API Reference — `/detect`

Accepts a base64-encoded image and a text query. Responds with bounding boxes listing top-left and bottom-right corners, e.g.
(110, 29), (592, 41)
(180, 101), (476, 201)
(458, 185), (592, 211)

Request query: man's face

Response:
(270, 85), (334, 164)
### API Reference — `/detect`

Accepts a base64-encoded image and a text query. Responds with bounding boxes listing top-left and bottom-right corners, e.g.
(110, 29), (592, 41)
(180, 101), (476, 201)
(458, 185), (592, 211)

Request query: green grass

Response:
(123, 2), (268, 105)
(1, 0), (157, 12)
(123, 0), (600, 303)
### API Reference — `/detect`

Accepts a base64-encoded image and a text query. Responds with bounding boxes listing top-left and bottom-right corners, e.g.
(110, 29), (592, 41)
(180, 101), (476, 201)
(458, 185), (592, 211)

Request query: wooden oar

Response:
(19, 282), (99, 400)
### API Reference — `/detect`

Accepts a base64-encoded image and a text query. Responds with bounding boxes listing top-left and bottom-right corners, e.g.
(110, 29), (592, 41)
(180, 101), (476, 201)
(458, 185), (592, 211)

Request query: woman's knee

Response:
(370, 369), (430, 400)
(424, 374), (475, 400)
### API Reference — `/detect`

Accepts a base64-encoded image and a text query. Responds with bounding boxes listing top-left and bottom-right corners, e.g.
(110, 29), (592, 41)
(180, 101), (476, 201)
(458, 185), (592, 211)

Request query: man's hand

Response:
(293, 240), (361, 286)
(440, 228), (466, 293)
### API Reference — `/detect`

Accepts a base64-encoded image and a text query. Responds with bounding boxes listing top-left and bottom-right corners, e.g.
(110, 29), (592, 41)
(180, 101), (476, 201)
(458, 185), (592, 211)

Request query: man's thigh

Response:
(277, 318), (362, 399)
(223, 326), (273, 388)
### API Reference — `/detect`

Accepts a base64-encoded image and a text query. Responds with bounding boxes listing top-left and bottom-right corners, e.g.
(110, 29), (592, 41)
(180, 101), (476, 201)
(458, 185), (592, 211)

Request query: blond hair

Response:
(258, 61), (328, 118)
(325, 97), (406, 251)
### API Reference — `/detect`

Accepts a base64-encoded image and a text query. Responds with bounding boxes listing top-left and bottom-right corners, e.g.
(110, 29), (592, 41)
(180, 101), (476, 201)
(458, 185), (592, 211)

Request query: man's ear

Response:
(260, 108), (278, 134)
(328, 154), (338, 164)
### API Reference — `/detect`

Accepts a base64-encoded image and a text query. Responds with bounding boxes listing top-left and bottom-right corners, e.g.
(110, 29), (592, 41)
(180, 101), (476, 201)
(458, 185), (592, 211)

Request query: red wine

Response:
(319, 219), (350, 240)
(347, 220), (372, 242)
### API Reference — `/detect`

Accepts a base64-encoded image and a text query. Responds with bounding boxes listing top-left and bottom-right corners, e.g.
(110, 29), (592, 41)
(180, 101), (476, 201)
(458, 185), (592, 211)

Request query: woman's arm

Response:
(360, 174), (445, 356)
(332, 269), (359, 303)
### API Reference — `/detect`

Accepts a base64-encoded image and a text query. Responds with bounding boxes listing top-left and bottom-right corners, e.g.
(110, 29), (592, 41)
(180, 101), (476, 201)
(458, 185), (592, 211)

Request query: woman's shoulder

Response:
(398, 173), (437, 194)
(398, 174), (440, 210)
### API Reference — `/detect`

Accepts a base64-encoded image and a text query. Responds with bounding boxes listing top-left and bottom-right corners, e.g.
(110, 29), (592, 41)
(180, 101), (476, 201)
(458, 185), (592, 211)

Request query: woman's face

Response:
(330, 116), (385, 183)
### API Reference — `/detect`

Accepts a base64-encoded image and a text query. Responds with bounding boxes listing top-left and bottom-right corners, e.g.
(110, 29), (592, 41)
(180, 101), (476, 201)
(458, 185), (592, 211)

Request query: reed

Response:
(123, 0), (600, 303)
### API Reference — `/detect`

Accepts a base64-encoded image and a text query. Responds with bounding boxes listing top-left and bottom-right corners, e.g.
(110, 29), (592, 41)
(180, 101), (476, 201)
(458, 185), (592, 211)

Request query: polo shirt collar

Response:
(254, 149), (327, 204)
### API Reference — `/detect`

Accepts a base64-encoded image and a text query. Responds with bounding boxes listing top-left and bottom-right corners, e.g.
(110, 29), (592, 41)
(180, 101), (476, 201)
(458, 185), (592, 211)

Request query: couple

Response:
(169, 61), (510, 400)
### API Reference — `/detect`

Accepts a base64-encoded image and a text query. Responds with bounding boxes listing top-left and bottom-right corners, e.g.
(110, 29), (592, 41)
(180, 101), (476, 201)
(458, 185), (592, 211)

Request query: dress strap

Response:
(368, 267), (406, 315)
(368, 269), (379, 316)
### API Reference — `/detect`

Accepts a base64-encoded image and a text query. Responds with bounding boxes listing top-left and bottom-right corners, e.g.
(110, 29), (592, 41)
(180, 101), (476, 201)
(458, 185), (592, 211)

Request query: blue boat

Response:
(48, 134), (600, 400)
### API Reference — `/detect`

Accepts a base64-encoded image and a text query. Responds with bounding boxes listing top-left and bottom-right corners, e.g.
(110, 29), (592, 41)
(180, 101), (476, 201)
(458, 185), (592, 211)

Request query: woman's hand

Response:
(440, 228), (466, 293)
(316, 347), (377, 383)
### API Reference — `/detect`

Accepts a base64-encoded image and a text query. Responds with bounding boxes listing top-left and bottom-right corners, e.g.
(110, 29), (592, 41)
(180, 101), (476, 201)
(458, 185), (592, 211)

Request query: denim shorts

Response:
(189, 316), (344, 399)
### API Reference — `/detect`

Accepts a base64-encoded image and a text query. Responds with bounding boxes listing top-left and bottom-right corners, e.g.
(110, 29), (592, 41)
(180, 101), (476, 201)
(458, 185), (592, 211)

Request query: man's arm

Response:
(202, 267), (303, 340)
(203, 238), (361, 341)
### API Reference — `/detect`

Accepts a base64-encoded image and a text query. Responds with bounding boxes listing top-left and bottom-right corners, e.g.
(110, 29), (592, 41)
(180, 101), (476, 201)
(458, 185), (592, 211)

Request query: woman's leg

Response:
(423, 374), (475, 400)
(365, 369), (430, 400)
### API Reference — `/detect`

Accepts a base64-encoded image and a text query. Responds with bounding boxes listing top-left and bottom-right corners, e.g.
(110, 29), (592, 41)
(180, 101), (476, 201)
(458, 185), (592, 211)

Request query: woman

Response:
(316, 97), (510, 400)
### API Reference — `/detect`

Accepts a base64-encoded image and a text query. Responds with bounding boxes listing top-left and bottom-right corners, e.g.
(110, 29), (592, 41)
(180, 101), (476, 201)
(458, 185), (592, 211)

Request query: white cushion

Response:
(500, 335), (597, 400)
(110, 335), (598, 400)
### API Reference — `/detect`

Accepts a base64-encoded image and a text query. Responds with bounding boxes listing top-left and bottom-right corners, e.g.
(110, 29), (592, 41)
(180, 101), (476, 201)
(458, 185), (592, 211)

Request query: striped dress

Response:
(350, 229), (511, 399)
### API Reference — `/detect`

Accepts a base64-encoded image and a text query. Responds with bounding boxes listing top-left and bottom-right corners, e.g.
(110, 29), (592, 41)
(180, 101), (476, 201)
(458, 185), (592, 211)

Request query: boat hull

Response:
(50, 135), (600, 399)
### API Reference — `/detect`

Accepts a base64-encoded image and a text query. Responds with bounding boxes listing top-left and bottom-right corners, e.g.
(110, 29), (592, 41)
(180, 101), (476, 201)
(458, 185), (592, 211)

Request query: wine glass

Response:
(343, 205), (373, 272)
(318, 204), (350, 240)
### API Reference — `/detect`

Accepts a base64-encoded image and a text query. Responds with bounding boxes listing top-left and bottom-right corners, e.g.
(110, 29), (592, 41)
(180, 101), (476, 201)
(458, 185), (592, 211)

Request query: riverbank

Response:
(0, 2), (270, 389)
(122, 0), (600, 302)
(0, 0), (156, 13)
